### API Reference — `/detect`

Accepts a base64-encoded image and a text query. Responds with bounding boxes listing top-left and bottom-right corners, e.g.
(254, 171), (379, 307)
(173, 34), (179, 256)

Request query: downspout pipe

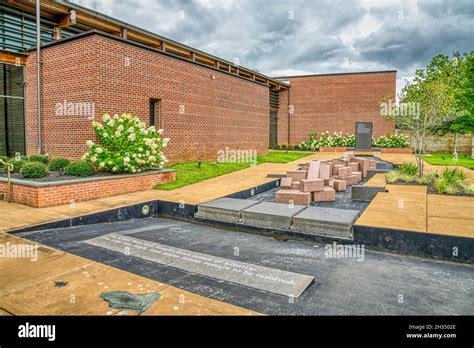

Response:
(36, 0), (42, 154)
(287, 88), (291, 145)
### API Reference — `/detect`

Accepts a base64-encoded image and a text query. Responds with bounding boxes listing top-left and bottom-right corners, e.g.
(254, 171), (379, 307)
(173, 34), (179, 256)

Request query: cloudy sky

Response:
(70, 0), (474, 94)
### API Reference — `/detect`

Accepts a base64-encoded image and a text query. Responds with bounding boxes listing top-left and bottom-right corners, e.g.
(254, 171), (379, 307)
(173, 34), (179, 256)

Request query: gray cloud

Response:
(71, 0), (474, 92)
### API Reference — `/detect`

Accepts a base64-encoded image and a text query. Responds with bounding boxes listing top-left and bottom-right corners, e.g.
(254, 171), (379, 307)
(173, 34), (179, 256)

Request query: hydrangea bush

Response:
(82, 113), (169, 173)
(372, 134), (409, 148)
(298, 131), (409, 150)
(298, 131), (355, 150)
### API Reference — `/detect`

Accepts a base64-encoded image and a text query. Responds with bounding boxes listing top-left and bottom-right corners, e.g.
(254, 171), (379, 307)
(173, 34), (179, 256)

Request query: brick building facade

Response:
(1, 1), (397, 163)
(26, 32), (270, 162)
(276, 72), (396, 145)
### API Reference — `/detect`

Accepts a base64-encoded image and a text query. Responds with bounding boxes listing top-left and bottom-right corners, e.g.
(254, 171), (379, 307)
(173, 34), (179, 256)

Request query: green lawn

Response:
(155, 151), (312, 190)
(422, 153), (474, 170)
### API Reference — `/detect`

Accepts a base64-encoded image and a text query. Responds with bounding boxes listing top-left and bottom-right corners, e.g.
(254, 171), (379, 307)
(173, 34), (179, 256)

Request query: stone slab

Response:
(313, 187), (336, 202)
(196, 198), (260, 223)
(287, 170), (307, 181)
(280, 177), (292, 189)
(291, 181), (301, 189)
(292, 206), (359, 238)
(241, 202), (307, 229)
(319, 163), (331, 179)
(300, 179), (324, 192)
(85, 233), (314, 298)
(275, 189), (311, 205)
(307, 160), (321, 180)
(355, 121), (373, 150)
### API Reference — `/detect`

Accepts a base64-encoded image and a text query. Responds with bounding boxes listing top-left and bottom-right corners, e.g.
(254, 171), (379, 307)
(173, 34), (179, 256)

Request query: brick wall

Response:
(278, 72), (396, 145)
(26, 34), (270, 162)
(0, 170), (175, 208)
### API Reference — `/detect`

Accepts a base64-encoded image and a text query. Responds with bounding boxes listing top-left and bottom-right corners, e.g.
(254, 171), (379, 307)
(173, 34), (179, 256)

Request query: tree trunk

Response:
(453, 133), (458, 159)
(471, 134), (474, 159)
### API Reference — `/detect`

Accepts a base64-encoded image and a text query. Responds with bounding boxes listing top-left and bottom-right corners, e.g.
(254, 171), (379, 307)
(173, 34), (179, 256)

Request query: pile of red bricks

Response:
(275, 154), (376, 205)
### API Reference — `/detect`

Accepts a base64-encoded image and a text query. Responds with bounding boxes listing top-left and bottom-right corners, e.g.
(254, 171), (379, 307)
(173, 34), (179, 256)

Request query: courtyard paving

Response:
(0, 233), (257, 316)
(10, 218), (474, 315)
(1, 151), (472, 315)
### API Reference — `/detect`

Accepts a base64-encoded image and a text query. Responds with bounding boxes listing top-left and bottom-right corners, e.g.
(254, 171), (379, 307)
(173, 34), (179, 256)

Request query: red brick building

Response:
(275, 72), (396, 145)
(1, 1), (397, 163)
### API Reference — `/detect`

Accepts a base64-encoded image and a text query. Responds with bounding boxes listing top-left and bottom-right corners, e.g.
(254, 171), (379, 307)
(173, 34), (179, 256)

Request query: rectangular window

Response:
(149, 98), (161, 128)
(0, 62), (25, 156)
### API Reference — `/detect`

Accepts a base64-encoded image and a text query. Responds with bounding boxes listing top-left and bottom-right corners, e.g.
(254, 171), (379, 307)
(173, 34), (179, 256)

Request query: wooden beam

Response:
(0, 52), (26, 65)
(57, 10), (77, 29)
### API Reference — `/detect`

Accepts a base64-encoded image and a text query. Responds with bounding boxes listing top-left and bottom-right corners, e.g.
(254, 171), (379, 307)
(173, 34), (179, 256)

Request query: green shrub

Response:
(396, 162), (419, 176)
(273, 145), (281, 150)
(399, 173), (416, 183)
(440, 167), (467, 184)
(83, 113), (168, 173)
(0, 155), (7, 162)
(29, 153), (49, 164)
(461, 184), (474, 195)
(20, 162), (49, 179)
(7, 158), (27, 173)
(385, 171), (399, 184)
(281, 145), (287, 150)
(49, 157), (71, 171)
(64, 161), (95, 177)
(416, 171), (438, 185)
(444, 185), (461, 195)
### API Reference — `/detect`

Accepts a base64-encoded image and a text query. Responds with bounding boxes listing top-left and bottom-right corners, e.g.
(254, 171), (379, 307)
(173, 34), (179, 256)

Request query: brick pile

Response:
(275, 154), (376, 205)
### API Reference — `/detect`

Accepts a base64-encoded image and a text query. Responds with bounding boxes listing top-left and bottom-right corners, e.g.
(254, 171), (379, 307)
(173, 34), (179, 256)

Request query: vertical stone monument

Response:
(355, 121), (373, 150)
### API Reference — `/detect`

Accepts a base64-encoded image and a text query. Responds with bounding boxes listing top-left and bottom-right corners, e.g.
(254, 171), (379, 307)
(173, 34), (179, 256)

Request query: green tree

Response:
(434, 52), (474, 158)
(381, 53), (463, 176)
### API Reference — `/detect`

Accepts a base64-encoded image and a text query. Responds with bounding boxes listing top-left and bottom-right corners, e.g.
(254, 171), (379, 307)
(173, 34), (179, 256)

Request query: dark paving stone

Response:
(16, 218), (474, 315)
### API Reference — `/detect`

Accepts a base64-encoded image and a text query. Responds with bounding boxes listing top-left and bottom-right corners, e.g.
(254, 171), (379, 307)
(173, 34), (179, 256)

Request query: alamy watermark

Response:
(380, 99), (420, 118)
(324, 242), (365, 262)
(0, 242), (38, 261)
(55, 100), (95, 119)
(18, 322), (55, 341)
(217, 147), (257, 166)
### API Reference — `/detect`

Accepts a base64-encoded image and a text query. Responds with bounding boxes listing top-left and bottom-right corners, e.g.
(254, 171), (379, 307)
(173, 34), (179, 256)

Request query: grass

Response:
(422, 153), (474, 170)
(155, 151), (312, 190)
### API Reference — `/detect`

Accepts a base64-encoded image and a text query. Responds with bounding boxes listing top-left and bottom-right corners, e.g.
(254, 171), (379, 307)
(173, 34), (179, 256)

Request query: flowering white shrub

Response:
(82, 113), (169, 173)
(298, 131), (409, 150)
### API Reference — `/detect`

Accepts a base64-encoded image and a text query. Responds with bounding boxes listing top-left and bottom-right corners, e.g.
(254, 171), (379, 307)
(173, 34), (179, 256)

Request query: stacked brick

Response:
(275, 155), (376, 205)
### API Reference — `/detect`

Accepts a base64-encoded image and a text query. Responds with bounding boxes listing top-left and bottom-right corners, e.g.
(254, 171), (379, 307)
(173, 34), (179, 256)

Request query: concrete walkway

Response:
(0, 233), (257, 315)
(356, 184), (474, 237)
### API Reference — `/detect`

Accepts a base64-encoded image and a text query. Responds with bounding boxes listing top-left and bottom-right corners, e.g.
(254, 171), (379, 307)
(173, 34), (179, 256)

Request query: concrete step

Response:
(292, 206), (360, 239)
(195, 198), (260, 223)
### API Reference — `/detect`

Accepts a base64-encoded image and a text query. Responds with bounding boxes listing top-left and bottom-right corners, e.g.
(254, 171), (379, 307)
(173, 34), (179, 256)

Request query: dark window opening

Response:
(0, 62), (25, 156)
(149, 98), (161, 128)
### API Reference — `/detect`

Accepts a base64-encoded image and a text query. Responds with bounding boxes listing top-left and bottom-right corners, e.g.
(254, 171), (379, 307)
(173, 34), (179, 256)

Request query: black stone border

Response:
(354, 224), (474, 263)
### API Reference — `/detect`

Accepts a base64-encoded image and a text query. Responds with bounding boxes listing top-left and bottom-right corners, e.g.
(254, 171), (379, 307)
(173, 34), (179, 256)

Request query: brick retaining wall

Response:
(0, 170), (175, 208)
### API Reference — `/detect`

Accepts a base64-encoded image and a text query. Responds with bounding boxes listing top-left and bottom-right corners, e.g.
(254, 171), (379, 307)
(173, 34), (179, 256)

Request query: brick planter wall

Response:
(317, 146), (412, 153)
(0, 170), (175, 208)
(380, 148), (413, 154)
(319, 146), (348, 152)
